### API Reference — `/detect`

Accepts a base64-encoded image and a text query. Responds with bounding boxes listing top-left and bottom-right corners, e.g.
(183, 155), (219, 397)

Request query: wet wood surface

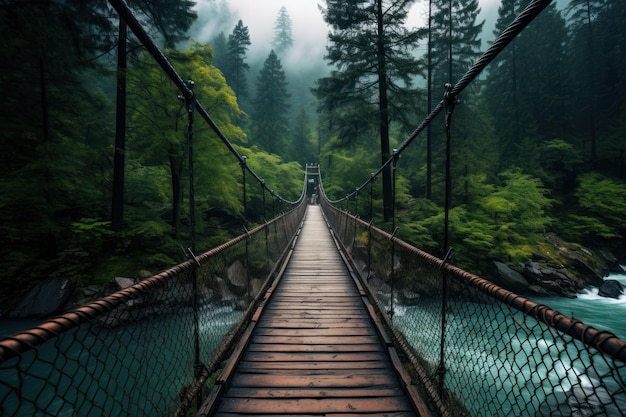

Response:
(210, 206), (420, 416)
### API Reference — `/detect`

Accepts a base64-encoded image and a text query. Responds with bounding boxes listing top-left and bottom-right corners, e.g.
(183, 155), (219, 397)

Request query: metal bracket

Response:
(440, 247), (455, 270)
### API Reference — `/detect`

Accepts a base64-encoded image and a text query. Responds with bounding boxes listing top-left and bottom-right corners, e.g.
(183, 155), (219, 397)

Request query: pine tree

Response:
(272, 6), (294, 56)
(252, 50), (291, 155)
(211, 32), (229, 74)
(429, 0), (483, 90)
(225, 20), (252, 100)
(289, 108), (316, 165)
(314, 0), (425, 221)
(485, 2), (569, 171)
(0, 0), (115, 296)
(567, 1), (626, 171)
(426, 0), (484, 204)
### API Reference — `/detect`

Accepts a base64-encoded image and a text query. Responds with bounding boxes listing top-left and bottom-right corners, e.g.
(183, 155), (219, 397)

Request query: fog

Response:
(187, 0), (511, 115)
(190, 0), (505, 72)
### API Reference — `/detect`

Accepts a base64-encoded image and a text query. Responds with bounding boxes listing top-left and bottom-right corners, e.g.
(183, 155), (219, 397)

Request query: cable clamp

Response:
(440, 247), (455, 270)
(188, 248), (201, 267)
(444, 83), (459, 128)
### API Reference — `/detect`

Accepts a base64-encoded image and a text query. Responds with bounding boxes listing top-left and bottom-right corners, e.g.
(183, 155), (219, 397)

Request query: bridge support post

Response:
(241, 156), (247, 221)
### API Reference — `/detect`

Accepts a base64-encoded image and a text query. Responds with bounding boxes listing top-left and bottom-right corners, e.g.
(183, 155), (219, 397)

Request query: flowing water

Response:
(394, 272), (626, 416)
(1, 274), (625, 416)
(0, 303), (241, 416)
(528, 272), (626, 340)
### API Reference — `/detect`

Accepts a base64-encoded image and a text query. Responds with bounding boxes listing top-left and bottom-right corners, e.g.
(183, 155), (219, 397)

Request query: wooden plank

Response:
(253, 327), (375, 337)
(242, 351), (388, 362)
(217, 397), (413, 414)
(223, 387), (405, 399)
(234, 367), (393, 377)
(257, 319), (372, 328)
(216, 413), (415, 417)
(237, 361), (389, 372)
(246, 343), (384, 353)
(207, 206), (422, 417)
(249, 335), (382, 346)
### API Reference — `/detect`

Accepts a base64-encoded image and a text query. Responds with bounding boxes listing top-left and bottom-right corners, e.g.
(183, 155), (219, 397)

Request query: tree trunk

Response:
(170, 154), (182, 238)
(376, 0), (393, 222)
(111, 18), (127, 233)
(426, 0), (433, 200)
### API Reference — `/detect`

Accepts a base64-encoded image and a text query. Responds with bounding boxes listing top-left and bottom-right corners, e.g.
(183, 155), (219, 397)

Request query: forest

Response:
(1, 0), (625, 311)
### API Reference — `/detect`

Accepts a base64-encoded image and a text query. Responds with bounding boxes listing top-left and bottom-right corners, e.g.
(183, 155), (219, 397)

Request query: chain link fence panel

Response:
(321, 199), (626, 417)
(0, 203), (306, 417)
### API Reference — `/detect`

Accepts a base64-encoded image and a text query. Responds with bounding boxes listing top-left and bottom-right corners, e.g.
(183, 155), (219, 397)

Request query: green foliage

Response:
(235, 145), (304, 222)
(568, 173), (626, 240)
(251, 50), (291, 154)
(396, 170), (554, 270)
(314, 0), (425, 143)
(225, 20), (251, 99)
(56, 219), (114, 281)
(128, 42), (247, 239)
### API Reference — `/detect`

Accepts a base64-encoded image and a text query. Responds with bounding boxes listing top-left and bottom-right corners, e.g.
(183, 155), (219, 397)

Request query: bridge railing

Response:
(0, 201), (306, 417)
(320, 198), (626, 417)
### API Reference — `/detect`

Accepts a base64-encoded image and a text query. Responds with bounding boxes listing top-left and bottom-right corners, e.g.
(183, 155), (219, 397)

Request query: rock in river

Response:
(9, 277), (74, 318)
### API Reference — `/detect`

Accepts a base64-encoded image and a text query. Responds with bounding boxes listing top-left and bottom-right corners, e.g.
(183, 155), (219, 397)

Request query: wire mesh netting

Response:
(320, 199), (626, 417)
(0, 203), (306, 417)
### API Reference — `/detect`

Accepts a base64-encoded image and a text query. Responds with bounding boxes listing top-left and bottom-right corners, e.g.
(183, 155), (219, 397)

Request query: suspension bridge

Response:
(2, 0), (626, 416)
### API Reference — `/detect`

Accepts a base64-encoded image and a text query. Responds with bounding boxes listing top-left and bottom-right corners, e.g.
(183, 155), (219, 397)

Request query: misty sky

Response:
(192, 0), (504, 68)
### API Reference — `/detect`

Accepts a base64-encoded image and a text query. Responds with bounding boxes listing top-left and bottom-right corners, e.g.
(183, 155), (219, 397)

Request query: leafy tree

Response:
(251, 50), (290, 155)
(241, 149), (305, 221)
(314, 0), (425, 221)
(128, 43), (246, 238)
(225, 20), (252, 100)
(402, 170), (554, 269)
(111, 0), (197, 232)
(272, 6), (294, 56)
(569, 173), (626, 240)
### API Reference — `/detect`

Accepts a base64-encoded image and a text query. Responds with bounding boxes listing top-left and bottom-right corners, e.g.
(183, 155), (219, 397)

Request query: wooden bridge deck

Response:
(201, 205), (427, 417)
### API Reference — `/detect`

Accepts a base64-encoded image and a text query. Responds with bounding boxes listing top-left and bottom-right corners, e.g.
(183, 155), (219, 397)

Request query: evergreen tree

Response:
(567, 1), (626, 173)
(289, 108), (317, 166)
(127, 0), (197, 48)
(0, 0), (115, 300)
(225, 20), (252, 100)
(314, 0), (425, 221)
(426, 0), (485, 204)
(212, 32), (229, 74)
(484, 0), (527, 170)
(272, 6), (294, 56)
(430, 0), (483, 90)
(486, 2), (569, 174)
(252, 50), (291, 155)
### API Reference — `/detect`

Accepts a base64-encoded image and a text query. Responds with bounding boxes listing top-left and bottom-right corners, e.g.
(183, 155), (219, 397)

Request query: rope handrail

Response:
(107, 0), (302, 206)
(327, 0), (554, 204)
(320, 195), (626, 415)
(0, 208), (300, 364)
